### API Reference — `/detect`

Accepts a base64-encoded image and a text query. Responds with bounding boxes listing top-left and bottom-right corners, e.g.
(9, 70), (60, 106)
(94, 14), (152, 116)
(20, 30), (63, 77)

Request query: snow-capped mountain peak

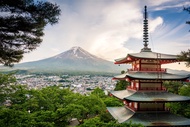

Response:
(54, 46), (98, 60)
(71, 46), (81, 55)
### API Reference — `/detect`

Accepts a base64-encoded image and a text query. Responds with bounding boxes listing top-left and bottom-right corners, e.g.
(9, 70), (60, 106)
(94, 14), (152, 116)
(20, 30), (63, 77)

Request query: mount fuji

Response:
(10, 47), (127, 74)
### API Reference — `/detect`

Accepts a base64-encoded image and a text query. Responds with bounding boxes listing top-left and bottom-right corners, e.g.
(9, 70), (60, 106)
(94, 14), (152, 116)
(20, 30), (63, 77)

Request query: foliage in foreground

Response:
(0, 74), (143, 127)
(178, 49), (190, 67)
(164, 81), (190, 118)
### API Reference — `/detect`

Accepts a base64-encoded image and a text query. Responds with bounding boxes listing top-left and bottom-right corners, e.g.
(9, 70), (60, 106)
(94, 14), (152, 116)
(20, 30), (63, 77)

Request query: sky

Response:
(22, 0), (190, 71)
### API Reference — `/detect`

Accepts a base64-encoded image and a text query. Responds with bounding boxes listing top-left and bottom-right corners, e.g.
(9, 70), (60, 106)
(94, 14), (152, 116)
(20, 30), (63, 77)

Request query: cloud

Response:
(34, 0), (164, 61)
(21, 0), (189, 66)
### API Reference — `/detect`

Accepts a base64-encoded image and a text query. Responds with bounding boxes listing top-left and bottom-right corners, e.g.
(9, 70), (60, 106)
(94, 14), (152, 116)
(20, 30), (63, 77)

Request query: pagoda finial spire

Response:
(141, 5), (151, 52)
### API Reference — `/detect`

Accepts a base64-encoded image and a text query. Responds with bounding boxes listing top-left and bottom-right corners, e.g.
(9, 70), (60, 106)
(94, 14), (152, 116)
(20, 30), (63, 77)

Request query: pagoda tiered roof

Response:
(110, 90), (135, 100)
(113, 71), (189, 81)
(115, 51), (178, 64)
(107, 107), (190, 126)
(125, 91), (190, 102)
(110, 90), (190, 102)
(108, 5), (190, 126)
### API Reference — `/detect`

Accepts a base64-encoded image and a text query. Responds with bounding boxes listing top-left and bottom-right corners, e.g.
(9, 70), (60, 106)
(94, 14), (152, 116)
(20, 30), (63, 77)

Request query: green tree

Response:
(114, 80), (129, 91)
(91, 87), (107, 98)
(0, 73), (16, 104)
(114, 70), (129, 91)
(165, 82), (190, 118)
(184, 7), (190, 28)
(103, 97), (123, 107)
(0, 81), (142, 126)
(91, 87), (123, 107)
(177, 7), (190, 66)
(179, 83), (190, 96)
(78, 116), (144, 127)
(178, 49), (190, 67)
(0, 85), (73, 126)
(163, 81), (183, 94)
(0, 0), (61, 66)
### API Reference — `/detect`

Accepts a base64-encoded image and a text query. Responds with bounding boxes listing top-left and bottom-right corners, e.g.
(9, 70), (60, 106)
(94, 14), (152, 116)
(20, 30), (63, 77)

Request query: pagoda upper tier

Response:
(114, 51), (178, 64)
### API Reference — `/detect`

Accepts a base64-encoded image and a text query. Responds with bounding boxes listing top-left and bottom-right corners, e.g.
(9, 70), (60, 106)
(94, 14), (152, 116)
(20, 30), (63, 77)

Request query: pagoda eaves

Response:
(107, 107), (190, 126)
(110, 90), (190, 102)
(124, 91), (190, 102)
(114, 52), (178, 64)
(113, 71), (189, 81)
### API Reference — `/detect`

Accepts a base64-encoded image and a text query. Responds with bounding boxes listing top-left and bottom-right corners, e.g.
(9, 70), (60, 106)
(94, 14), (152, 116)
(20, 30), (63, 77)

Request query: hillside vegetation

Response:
(0, 73), (143, 127)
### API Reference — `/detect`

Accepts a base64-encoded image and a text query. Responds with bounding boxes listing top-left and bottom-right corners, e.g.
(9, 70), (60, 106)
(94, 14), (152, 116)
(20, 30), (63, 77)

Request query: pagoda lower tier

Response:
(110, 90), (190, 102)
(107, 107), (190, 126)
(113, 71), (189, 81)
(108, 71), (190, 126)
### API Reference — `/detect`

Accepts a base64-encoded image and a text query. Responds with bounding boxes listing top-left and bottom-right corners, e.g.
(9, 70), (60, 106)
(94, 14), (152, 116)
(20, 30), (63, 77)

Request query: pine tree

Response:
(0, 0), (61, 66)
(177, 7), (190, 67)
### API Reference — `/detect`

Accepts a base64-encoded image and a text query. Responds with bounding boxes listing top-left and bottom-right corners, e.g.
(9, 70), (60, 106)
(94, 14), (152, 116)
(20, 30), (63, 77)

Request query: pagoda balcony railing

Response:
(128, 68), (166, 72)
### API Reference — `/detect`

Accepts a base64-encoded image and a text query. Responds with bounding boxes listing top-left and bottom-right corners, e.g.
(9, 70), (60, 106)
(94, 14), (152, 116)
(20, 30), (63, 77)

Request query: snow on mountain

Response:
(54, 46), (99, 60)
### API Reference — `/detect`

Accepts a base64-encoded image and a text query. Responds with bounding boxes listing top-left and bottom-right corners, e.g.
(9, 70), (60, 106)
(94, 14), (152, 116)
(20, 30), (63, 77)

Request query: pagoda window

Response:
(141, 59), (158, 64)
(131, 82), (134, 88)
(127, 56), (131, 60)
(134, 102), (138, 109)
(129, 81), (139, 90)
(140, 59), (161, 71)
(123, 100), (127, 105)
(132, 61), (139, 71)
(129, 102), (132, 107)
(136, 81), (139, 90)
(139, 103), (164, 111)
(128, 102), (138, 111)
(139, 81), (162, 90)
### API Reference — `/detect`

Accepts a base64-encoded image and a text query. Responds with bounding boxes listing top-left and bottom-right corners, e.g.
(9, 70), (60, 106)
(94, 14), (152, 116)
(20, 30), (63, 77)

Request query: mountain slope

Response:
(13, 47), (127, 73)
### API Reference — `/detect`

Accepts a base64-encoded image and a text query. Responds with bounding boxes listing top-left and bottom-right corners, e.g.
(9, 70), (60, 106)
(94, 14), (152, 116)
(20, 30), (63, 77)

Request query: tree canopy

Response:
(114, 70), (129, 91)
(0, 74), (143, 126)
(0, 0), (61, 66)
(177, 7), (190, 66)
(178, 49), (190, 67)
(164, 81), (190, 118)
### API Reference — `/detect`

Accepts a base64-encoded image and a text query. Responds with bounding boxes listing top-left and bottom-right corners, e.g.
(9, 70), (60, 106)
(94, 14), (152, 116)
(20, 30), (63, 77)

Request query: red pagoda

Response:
(107, 6), (190, 126)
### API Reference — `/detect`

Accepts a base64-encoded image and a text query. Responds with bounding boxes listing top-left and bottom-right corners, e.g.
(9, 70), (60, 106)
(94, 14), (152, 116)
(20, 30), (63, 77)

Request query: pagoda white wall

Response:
(132, 61), (139, 70)
(130, 80), (139, 90)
